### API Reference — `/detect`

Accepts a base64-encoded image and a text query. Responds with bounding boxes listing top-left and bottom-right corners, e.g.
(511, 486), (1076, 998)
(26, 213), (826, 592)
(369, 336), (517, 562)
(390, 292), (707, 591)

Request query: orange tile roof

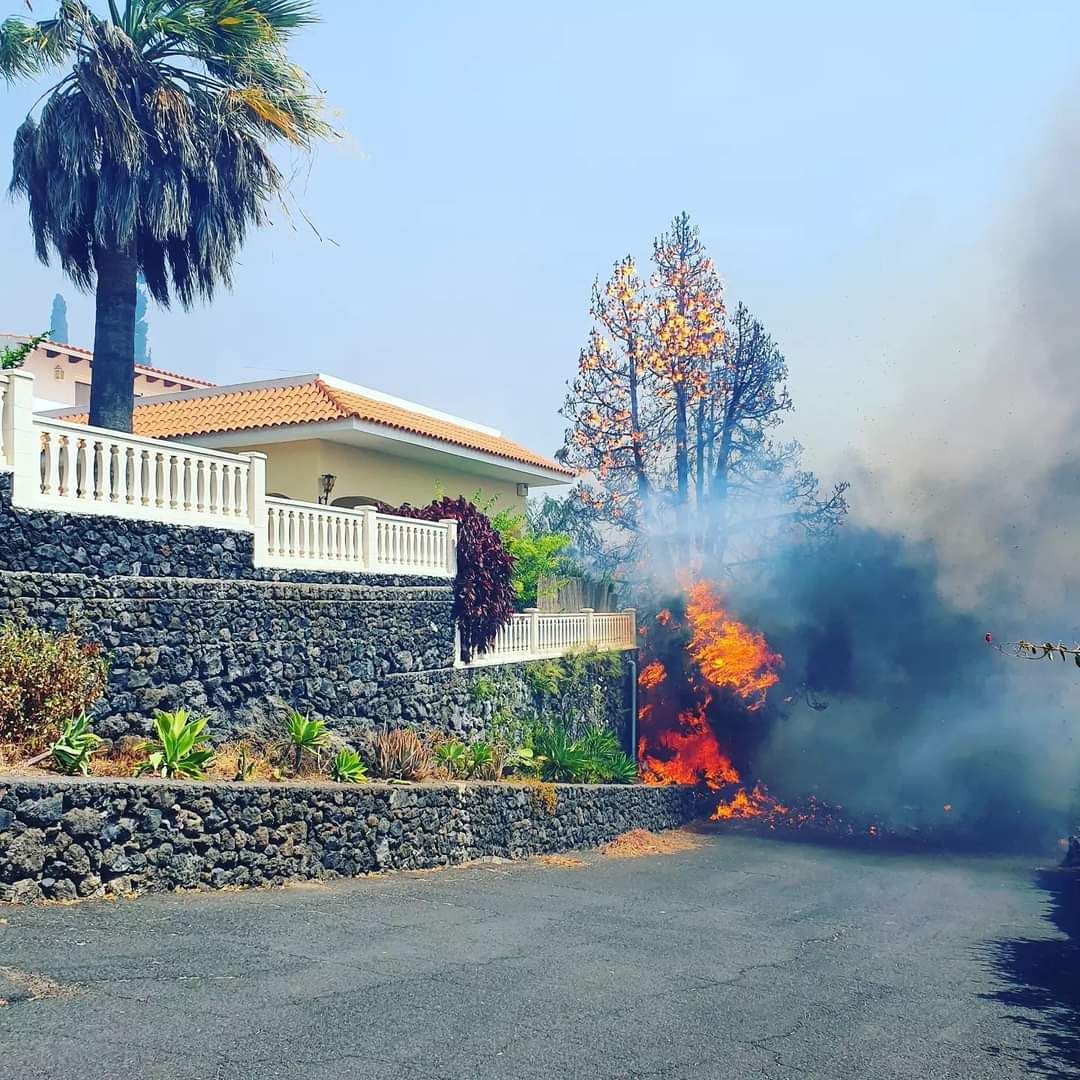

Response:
(64, 378), (574, 477)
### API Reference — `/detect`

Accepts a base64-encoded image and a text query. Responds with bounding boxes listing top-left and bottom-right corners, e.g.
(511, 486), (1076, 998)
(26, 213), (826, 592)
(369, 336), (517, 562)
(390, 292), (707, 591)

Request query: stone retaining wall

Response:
(0, 777), (705, 903)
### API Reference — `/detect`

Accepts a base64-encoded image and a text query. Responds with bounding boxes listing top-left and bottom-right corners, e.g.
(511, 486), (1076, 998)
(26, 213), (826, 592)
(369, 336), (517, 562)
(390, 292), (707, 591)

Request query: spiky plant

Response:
(49, 712), (102, 775)
(329, 747), (367, 784)
(285, 710), (327, 773)
(0, 1), (329, 431)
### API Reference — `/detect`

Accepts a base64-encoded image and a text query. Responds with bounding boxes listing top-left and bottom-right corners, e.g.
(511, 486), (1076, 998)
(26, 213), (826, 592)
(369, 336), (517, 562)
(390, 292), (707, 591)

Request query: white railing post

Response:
(0, 372), (9, 467)
(442, 518), (458, 577)
(244, 451), (267, 564)
(4, 371), (38, 502)
(582, 607), (595, 649)
(525, 607), (540, 657)
(624, 608), (637, 649)
(361, 507), (378, 571)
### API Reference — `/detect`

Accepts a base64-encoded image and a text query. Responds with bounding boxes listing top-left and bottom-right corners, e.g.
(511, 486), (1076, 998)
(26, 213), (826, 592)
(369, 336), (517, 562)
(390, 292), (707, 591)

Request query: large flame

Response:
(685, 580), (782, 708)
(637, 579), (782, 799)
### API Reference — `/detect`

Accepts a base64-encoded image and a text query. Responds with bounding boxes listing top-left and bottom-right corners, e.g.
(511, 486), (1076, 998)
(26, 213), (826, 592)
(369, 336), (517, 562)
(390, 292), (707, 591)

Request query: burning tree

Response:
(561, 212), (848, 577)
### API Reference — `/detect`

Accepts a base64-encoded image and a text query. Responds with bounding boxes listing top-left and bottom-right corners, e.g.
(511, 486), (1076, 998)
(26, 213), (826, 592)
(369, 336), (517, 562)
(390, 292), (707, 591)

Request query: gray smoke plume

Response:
(742, 116), (1080, 847)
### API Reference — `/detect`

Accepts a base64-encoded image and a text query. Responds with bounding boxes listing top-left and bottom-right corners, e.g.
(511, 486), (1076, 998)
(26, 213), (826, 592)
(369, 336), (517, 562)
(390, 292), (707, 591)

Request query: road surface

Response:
(1, 828), (1076, 1079)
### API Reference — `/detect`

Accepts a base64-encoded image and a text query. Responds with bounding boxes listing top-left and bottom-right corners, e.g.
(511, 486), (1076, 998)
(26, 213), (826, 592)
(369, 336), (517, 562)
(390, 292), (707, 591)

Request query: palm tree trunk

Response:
(89, 245), (137, 433)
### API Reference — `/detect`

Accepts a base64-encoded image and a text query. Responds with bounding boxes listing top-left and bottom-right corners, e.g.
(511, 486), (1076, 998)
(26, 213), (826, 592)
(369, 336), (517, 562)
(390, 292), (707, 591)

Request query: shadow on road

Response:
(981, 867), (1080, 1079)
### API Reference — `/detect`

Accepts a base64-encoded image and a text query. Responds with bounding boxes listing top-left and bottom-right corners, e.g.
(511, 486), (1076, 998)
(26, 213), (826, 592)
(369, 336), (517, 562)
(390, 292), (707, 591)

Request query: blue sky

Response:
(1, 1), (1078, 479)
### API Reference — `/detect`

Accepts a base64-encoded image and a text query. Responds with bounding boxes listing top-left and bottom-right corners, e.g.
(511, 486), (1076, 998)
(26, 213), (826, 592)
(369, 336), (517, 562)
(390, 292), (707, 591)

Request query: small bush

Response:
(372, 727), (431, 780)
(0, 621), (108, 753)
(469, 676), (497, 703)
(434, 738), (468, 777)
(530, 726), (590, 782)
(49, 714), (103, 776)
(330, 747), (368, 784)
(381, 496), (515, 661)
(135, 709), (216, 780)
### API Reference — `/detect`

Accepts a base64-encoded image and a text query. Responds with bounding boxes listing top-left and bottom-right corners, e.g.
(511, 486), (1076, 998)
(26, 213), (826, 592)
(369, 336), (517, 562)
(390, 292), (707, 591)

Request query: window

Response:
(74, 381), (91, 406)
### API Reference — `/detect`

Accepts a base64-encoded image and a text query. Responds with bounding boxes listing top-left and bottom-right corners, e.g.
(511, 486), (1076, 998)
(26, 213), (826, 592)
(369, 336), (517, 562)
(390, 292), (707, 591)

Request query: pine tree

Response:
(49, 293), (68, 343)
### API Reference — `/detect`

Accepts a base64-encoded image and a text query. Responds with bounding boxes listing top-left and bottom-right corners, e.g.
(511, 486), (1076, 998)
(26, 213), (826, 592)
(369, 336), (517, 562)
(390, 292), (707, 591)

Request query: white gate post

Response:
(361, 507), (378, 571)
(624, 608), (637, 649)
(244, 451), (267, 564)
(4, 371), (39, 505)
(582, 607), (595, 648)
(525, 607), (540, 658)
(442, 518), (458, 577)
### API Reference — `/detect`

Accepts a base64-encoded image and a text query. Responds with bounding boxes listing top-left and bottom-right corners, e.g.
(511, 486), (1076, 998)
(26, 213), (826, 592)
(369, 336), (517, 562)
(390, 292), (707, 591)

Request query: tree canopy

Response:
(1, 0), (329, 428)
(561, 212), (847, 578)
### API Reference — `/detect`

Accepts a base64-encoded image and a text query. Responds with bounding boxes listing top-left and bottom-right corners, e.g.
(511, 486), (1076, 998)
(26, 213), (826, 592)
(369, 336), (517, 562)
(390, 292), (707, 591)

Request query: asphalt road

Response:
(1, 828), (1077, 1080)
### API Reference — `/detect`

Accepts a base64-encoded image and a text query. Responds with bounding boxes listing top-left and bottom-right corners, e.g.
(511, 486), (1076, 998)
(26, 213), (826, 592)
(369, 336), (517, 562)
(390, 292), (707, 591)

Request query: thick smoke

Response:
(737, 118), (1080, 847)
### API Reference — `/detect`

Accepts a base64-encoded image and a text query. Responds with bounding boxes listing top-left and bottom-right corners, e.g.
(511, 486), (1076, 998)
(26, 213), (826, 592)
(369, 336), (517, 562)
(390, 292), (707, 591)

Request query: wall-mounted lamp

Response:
(318, 473), (337, 505)
(516, 483), (529, 498)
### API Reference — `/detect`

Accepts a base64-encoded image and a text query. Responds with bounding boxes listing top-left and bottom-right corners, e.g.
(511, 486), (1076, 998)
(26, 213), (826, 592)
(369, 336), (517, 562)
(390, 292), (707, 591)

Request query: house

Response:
(10, 336), (573, 512)
(0, 334), (214, 409)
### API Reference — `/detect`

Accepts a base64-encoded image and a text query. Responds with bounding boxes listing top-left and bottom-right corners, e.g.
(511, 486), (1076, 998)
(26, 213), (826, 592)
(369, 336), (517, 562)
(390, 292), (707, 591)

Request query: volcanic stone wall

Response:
(0, 777), (706, 902)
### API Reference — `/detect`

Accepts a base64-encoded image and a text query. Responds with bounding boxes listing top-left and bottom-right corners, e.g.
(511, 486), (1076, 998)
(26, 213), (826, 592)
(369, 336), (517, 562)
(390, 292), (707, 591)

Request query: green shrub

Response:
(372, 728), (431, 780)
(135, 709), (216, 780)
(285, 711), (328, 772)
(524, 660), (565, 699)
(466, 740), (495, 779)
(434, 738), (468, 777)
(527, 722), (638, 784)
(49, 714), (102, 776)
(0, 621), (108, 753)
(469, 676), (497, 704)
(330, 747), (368, 784)
(530, 726), (590, 782)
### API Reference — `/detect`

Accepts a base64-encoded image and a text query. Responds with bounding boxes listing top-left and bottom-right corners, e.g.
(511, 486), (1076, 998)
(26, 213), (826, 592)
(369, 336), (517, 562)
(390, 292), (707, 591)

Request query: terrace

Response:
(0, 369), (635, 666)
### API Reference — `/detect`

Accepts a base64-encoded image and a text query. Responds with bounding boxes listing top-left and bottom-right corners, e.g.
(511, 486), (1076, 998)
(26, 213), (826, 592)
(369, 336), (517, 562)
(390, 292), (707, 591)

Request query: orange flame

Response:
(640, 699), (741, 789)
(685, 581), (782, 708)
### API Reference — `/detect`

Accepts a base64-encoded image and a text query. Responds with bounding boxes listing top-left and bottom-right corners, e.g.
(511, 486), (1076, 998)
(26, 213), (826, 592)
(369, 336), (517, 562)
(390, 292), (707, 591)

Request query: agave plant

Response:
(0, 1), (329, 430)
(285, 711), (328, 772)
(49, 713), (102, 776)
(372, 728), (431, 781)
(330, 747), (367, 784)
(135, 708), (215, 780)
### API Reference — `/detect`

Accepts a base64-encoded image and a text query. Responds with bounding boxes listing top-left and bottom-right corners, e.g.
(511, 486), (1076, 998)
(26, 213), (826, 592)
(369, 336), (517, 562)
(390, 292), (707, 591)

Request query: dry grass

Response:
(517, 777), (558, 815)
(536, 853), (585, 869)
(0, 966), (76, 1006)
(206, 741), (279, 783)
(599, 828), (702, 859)
(88, 744), (144, 778)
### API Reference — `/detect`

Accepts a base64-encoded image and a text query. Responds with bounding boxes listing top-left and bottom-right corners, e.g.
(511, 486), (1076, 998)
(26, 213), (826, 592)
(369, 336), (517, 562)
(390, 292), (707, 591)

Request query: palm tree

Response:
(1, 1), (329, 431)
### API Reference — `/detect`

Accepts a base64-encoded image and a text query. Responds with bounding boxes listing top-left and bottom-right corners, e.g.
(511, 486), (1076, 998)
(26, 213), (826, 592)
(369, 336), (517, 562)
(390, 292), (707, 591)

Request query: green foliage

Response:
(0, 330), (49, 370)
(466, 740), (495, 778)
(530, 726), (590, 783)
(526, 721), (638, 785)
(524, 659), (566, 699)
(434, 738), (468, 776)
(330, 747), (368, 784)
(469, 676), (497, 703)
(575, 723), (638, 784)
(372, 727), (431, 780)
(2, 2), (330, 307)
(285, 711), (328, 771)
(491, 509), (575, 609)
(49, 713), (102, 776)
(135, 709), (215, 780)
(0, 619), (108, 752)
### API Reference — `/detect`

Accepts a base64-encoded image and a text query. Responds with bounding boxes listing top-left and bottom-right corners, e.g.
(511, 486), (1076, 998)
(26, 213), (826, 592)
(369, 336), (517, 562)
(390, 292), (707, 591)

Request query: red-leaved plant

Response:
(380, 497), (515, 661)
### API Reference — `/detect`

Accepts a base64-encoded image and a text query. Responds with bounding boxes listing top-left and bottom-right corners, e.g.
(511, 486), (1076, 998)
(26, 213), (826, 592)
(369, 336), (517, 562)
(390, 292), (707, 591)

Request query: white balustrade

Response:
(0, 370), (457, 579)
(466, 608), (637, 667)
(32, 416), (252, 528)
